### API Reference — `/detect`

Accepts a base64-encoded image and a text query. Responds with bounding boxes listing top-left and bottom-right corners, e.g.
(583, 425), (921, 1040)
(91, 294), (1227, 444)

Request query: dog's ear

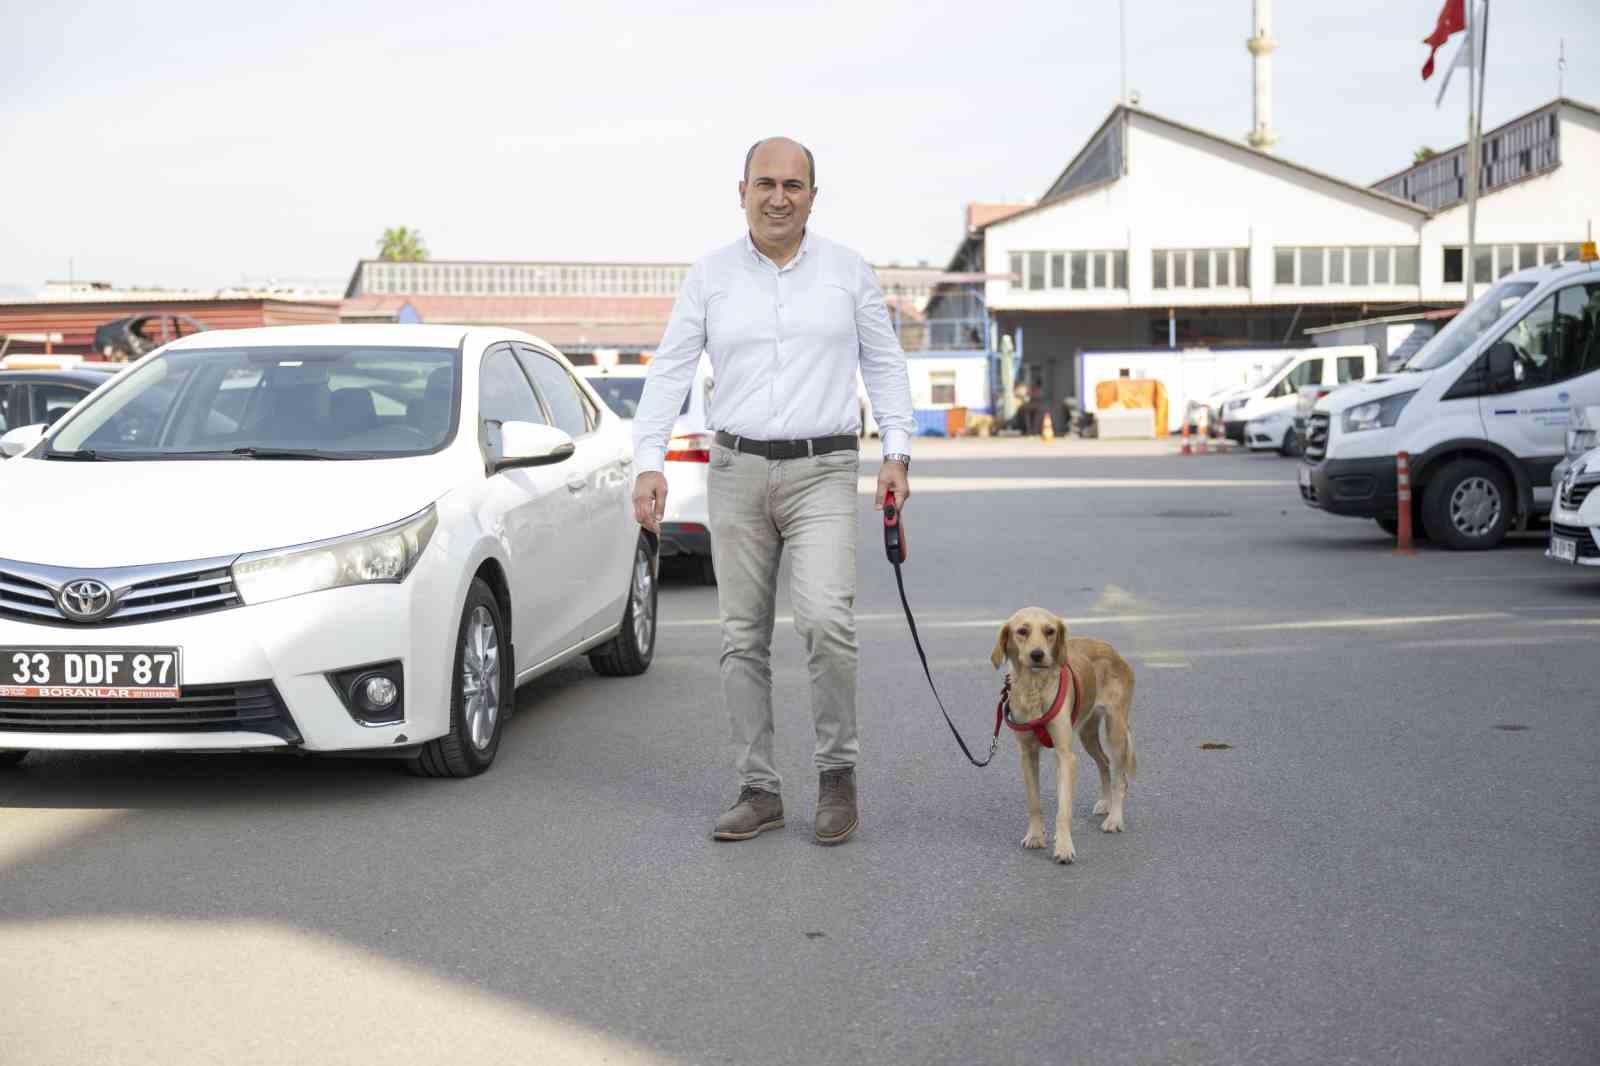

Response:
(990, 623), (1011, 670)
(1053, 616), (1069, 663)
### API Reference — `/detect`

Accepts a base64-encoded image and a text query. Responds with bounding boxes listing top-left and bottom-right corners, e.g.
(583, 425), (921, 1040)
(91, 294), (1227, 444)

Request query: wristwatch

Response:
(882, 453), (911, 469)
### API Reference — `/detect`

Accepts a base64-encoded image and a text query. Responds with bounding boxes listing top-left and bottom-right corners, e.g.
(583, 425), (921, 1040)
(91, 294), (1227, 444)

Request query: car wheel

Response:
(408, 578), (509, 778)
(0, 750), (27, 769)
(1421, 459), (1511, 551)
(589, 534), (657, 677)
(696, 554), (717, 586)
(1279, 428), (1301, 457)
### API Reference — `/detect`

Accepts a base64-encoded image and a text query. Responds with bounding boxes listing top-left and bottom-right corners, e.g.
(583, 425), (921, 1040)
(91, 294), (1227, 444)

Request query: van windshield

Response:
(1403, 280), (1538, 372)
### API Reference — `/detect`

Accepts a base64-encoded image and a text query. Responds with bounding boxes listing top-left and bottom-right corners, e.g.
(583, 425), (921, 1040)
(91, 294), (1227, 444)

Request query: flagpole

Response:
(1464, 1), (1479, 303)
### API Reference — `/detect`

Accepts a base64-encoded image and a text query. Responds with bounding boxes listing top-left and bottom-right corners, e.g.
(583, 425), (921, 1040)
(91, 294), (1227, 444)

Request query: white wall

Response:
(907, 355), (991, 413)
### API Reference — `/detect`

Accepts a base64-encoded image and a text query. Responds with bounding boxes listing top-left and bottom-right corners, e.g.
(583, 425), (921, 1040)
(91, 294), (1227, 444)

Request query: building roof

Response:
(1370, 96), (1600, 190)
(965, 203), (1034, 233)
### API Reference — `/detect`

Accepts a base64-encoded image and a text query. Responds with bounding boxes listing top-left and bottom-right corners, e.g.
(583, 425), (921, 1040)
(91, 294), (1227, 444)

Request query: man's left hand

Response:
(875, 459), (910, 511)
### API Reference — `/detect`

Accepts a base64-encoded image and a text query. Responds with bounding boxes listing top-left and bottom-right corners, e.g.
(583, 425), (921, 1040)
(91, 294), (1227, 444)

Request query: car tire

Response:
(1421, 459), (1512, 551)
(589, 535), (657, 677)
(408, 578), (510, 778)
(696, 554), (717, 586)
(0, 750), (27, 769)
(1279, 428), (1301, 457)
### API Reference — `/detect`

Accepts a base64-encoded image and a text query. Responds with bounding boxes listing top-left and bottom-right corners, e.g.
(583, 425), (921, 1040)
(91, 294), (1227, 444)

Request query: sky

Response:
(2, 0), (1596, 296)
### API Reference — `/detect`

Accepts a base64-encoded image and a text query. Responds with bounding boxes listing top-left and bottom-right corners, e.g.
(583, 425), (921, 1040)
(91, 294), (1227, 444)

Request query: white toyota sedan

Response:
(0, 325), (655, 777)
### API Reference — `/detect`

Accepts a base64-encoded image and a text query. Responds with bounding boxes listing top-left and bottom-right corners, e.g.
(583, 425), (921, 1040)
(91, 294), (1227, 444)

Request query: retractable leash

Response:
(883, 489), (1001, 768)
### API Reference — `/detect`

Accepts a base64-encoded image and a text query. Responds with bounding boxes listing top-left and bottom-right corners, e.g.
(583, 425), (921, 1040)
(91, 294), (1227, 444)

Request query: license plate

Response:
(0, 647), (182, 699)
(1298, 466), (1311, 488)
(1552, 536), (1578, 564)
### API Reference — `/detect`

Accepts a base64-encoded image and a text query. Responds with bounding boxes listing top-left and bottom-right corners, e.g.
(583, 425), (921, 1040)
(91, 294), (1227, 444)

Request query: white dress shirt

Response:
(632, 230), (915, 473)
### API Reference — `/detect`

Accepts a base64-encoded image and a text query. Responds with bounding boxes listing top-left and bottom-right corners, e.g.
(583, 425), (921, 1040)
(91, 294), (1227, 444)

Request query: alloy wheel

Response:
(631, 548), (655, 653)
(460, 604), (500, 750)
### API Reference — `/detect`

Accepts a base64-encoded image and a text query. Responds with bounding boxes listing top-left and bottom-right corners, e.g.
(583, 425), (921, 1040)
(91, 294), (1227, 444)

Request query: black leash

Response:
(883, 490), (999, 768)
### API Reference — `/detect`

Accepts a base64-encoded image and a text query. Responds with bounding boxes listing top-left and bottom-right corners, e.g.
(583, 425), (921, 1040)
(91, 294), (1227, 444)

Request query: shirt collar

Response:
(744, 228), (812, 271)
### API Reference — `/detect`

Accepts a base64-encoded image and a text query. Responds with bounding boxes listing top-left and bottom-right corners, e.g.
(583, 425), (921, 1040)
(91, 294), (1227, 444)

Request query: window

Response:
(0, 382), (15, 433)
(1495, 244), (1516, 278)
(1049, 253), (1065, 289)
(1275, 248), (1295, 285)
(1350, 247), (1370, 286)
(1336, 356), (1369, 383)
(1235, 249), (1249, 288)
(1271, 358), (1324, 397)
(32, 383), (90, 428)
(1071, 251), (1088, 290)
(1443, 247), (1464, 283)
(1009, 253), (1023, 289)
(1473, 246), (1493, 285)
(929, 371), (957, 406)
(1193, 250), (1210, 289)
(1153, 251), (1168, 289)
(1027, 253), (1045, 291)
(1395, 246), (1420, 285)
(515, 346), (591, 437)
(480, 346), (546, 429)
(1374, 248), (1391, 284)
(1518, 244), (1538, 271)
(1299, 247), (1324, 286)
(1093, 253), (1107, 288)
(1496, 282), (1600, 391)
(1114, 251), (1128, 289)
(1173, 251), (1188, 288)
(1328, 247), (1345, 285)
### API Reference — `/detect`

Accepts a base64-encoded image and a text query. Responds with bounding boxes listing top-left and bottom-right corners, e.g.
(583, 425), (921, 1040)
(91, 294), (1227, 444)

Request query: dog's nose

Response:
(1029, 649), (1045, 663)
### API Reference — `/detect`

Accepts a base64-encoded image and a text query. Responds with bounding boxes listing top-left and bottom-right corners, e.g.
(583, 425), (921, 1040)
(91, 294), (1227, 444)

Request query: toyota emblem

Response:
(58, 578), (116, 622)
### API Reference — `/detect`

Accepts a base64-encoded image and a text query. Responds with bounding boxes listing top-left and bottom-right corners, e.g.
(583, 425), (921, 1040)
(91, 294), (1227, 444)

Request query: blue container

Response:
(912, 409), (947, 437)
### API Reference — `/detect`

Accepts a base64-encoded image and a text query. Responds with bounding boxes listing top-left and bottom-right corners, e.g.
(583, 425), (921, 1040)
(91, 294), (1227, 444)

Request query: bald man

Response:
(630, 137), (915, 845)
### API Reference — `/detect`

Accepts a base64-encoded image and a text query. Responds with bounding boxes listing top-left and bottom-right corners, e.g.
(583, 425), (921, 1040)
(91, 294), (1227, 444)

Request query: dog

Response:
(990, 607), (1137, 864)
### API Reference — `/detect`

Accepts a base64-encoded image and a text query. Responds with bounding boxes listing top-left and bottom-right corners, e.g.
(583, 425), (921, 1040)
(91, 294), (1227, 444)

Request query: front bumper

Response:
(1223, 419), (1248, 443)
(1299, 455), (1398, 518)
(0, 578), (456, 754)
(1548, 499), (1600, 566)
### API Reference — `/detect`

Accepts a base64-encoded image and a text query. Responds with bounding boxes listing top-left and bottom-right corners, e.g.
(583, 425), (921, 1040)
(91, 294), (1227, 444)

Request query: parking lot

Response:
(2, 436), (1596, 1066)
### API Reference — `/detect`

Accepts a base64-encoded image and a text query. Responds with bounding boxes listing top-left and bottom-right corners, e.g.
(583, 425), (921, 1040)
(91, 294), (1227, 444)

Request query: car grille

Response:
(1304, 413), (1330, 461)
(0, 681), (300, 739)
(0, 557), (241, 627)
(1559, 477), (1597, 512)
(1552, 522), (1600, 561)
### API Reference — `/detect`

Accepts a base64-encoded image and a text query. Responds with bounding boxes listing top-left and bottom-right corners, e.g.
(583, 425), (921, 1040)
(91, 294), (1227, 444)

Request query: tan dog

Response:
(990, 607), (1137, 863)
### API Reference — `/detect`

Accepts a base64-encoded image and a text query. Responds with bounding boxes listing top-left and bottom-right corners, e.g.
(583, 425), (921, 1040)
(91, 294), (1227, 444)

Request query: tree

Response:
(1412, 146), (1438, 164)
(377, 227), (428, 262)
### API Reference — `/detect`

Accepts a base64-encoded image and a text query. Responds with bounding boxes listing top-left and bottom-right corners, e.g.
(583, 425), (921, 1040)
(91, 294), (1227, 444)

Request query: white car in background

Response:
(578, 354), (717, 584)
(1548, 406), (1600, 567)
(0, 325), (656, 777)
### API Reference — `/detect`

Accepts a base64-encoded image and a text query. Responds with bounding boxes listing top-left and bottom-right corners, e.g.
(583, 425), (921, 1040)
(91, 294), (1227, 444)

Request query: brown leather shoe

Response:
(712, 786), (784, 841)
(815, 768), (858, 845)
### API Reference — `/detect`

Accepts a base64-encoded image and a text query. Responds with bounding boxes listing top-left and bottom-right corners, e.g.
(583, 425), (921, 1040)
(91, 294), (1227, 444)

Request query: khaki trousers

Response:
(707, 441), (860, 793)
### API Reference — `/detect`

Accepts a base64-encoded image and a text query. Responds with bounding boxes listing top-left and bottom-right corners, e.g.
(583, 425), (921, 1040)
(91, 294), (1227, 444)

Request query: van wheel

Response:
(408, 579), (509, 778)
(1279, 428), (1301, 457)
(1421, 459), (1511, 550)
(0, 750), (27, 769)
(590, 535), (657, 676)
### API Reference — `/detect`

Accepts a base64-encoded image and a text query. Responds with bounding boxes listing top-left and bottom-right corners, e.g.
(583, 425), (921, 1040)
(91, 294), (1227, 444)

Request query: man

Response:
(631, 136), (914, 846)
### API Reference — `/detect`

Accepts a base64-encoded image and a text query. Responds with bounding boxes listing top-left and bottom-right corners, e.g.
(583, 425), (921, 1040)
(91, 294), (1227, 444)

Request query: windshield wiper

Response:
(45, 448), (127, 461)
(228, 447), (338, 459)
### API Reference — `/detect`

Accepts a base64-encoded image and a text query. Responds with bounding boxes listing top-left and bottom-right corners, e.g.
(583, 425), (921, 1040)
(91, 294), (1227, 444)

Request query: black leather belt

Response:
(714, 430), (859, 460)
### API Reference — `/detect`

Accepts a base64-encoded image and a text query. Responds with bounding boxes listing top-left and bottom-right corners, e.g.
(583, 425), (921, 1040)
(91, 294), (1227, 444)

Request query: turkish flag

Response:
(1422, 0), (1466, 79)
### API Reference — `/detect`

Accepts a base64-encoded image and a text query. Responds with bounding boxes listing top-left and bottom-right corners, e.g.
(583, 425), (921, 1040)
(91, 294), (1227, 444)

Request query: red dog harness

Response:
(996, 665), (1082, 748)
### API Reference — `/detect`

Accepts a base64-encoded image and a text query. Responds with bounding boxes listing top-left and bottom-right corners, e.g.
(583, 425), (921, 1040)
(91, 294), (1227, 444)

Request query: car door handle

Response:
(566, 476), (587, 493)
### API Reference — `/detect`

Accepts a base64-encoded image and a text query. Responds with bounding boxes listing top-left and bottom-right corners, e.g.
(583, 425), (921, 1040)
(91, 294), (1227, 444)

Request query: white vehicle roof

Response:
(159, 323), (568, 353)
(576, 363), (652, 378)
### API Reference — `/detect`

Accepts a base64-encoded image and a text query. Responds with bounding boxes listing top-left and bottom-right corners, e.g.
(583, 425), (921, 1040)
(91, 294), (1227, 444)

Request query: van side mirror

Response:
(1485, 341), (1520, 390)
(0, 423), (46, 458)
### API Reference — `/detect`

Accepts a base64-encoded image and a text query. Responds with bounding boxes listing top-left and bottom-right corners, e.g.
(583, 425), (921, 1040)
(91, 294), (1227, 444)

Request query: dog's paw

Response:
(1053, 842), (1075, 864)
(1100, 813), (1125, 833)
(1021, 829), (1046, 849)
(1092, 799), (1109, 815)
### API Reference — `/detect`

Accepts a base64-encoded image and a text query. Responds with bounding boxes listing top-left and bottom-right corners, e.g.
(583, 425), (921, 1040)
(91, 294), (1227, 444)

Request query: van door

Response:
(1478, 279), (1600, 504)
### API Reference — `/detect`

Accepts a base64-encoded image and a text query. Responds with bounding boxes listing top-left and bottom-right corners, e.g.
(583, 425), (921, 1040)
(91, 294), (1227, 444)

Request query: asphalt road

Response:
(2, 438), (1596, 1066)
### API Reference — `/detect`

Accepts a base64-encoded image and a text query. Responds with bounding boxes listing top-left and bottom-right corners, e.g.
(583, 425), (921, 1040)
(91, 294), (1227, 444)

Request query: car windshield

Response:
(1248, 356), (1294, 387)
(584, 376), (688, 419)
(1403, 280), (1538, 371)
(45, 345), (459, 460)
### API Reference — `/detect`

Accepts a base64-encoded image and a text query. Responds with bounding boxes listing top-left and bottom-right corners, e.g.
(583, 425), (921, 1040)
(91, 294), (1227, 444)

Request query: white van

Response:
(1221, 345), (1378, 454)
(1301, 257), (1600, 549)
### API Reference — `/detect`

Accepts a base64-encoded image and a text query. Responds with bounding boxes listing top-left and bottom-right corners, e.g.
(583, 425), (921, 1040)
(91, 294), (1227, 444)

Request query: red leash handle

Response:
(883, 488), (908, 564)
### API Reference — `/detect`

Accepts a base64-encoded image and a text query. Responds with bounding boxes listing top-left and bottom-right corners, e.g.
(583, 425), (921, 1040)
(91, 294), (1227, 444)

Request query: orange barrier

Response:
(1395, 451), (1415, 555)
(1093, 379), (1170, 438)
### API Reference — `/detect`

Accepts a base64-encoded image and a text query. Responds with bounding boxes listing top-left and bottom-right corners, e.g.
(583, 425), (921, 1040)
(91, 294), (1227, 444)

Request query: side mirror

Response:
(1485, 341), (1519, 390)
(494, 421), (574, 472)
(0, 423), (46, 459)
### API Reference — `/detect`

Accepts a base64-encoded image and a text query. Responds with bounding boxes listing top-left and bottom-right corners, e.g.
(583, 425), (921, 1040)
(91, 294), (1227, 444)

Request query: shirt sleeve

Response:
(854, 255), (915, 457)
(632, 263), (707, 473)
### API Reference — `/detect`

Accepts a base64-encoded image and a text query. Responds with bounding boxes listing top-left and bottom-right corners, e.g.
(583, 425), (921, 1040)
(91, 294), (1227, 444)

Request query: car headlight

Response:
(1566, 427), (1598, 461)
(1342, 391), (1417, 433)
(231, 505), (438, 605)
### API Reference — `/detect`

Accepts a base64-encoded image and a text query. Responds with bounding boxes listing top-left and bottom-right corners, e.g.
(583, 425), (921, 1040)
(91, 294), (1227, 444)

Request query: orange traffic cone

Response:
(1041, 413), (1056, 441)
(1181, 422), (1192, 456)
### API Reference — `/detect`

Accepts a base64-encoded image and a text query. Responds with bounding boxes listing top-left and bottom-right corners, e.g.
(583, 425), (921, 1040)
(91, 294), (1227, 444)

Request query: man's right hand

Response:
(633, 471), (668, 533)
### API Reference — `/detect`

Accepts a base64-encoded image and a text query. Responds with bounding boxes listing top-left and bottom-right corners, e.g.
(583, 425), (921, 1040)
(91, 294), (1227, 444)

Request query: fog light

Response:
(362, 676), (398, 710)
